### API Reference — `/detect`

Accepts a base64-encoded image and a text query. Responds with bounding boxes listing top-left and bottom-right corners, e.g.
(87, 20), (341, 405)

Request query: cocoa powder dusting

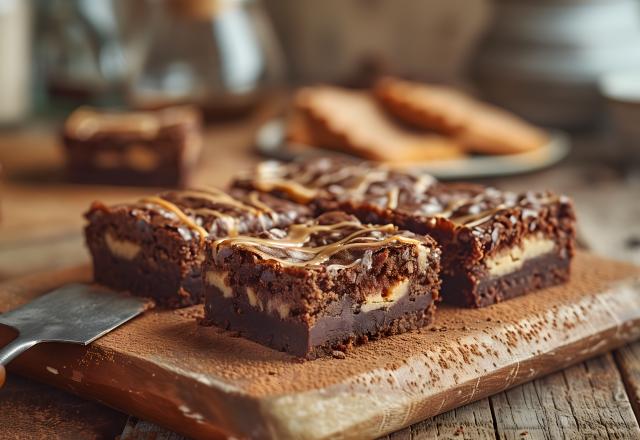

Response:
(4, 253), (637, 401)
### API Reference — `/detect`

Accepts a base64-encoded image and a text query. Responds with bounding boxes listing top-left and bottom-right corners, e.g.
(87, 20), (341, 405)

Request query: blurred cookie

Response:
(294, 86), (465, 163)
(285, 109), (315, 146)
(374, 77), (548, 155)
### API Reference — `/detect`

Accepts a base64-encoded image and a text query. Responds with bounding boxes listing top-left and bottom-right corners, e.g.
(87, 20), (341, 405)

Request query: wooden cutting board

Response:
(1, 252), (639, 440)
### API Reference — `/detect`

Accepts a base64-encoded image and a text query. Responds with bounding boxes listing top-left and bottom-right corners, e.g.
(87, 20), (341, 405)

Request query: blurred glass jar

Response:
(129, 0), (285, 120)
(37, 0), (148, 108)
(0, 0), (31, 125)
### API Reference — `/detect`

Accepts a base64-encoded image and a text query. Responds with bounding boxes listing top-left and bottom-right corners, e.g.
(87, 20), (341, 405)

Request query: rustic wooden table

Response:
(0, 114), (639, 439)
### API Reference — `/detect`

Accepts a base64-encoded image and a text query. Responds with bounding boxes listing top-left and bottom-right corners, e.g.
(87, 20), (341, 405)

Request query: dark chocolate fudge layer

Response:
(85, 187), (311, 307)
(204, 212), (441, 358)
(232, 158), (576, 307)
(63, 106), (202, 188)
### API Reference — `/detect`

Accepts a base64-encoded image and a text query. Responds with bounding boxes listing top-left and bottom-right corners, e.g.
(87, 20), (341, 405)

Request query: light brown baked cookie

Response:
(374, 77), (548, 155)
(294, 86), (465, 163)
(285, 108), (316, 147)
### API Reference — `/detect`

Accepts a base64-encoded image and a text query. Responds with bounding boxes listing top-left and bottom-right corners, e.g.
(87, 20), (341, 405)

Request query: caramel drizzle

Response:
(253, 179), (319, 203)
(214, 221), (423, 267)
(247, 191), (276, 216)
(252, 161), (438, 208)
(387, 187), (399, 209)
(435, 199), (474, 220)
(451, 204), (509, 228)
(180, 188), (267, 215)
(192, 208), (239, 236)
(438, 194), (560, 228)
(139, 188), (276, 243)
(140, 196), (208, 244)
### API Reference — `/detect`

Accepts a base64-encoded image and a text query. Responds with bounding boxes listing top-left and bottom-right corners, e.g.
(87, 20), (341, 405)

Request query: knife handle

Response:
(0, 335), (37, 387)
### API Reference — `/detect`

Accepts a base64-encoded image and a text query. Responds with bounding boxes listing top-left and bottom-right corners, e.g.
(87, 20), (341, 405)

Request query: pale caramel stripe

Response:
(140, 196), (208, 243)
(179, 188), (262, 215)
(456, 204), (509, 228)
(349, 169), (390, 197)
(436, 199), (473, 219)
(192, 208), (239, 236)
(246, 191), (275, 215)
(286, 221), (373, 244)
(412, 173), (437, 194)
(253, 179), (319, 203)
(387, 187), (399, 209)
(311, 166), (361, 187)
(214, 221), (424, 267)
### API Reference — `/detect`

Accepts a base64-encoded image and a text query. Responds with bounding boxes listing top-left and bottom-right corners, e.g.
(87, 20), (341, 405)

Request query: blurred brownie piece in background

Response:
(232, 158), (576, 307)
(85, 187), (311, 307)
(204, 211), (441, 358)
(63, 106), (202, 187)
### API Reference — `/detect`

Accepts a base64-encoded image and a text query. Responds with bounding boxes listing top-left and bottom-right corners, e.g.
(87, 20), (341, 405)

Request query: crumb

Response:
(454, 426), (464, 436)
(520, 431), (528, 437)
(332, 350), (346, 359)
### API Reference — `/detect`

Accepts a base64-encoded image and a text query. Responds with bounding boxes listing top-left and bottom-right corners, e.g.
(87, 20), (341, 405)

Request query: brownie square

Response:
(63, 106), (202, 187)
(231, 158), (576, 307)
(84, 187), (312, 307)
(203, 212), (441, 358)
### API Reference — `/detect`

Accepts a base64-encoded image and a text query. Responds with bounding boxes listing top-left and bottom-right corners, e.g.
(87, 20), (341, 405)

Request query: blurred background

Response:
(1, 2), (640, 436)
(0, 0), (639, 278)
(0, 0), (638, 131)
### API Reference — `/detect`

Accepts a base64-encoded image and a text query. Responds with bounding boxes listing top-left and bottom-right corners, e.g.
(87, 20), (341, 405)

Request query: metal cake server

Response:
(0, 283), (147, 387)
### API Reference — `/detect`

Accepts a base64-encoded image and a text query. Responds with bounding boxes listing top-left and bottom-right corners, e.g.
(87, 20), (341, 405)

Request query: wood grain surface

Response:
(490, 354), (640, 439)
(0, 374), (127, 440)
(0, 253), (638, 439)
(616, 342), (640, 421)
(2, 122), (640, 439)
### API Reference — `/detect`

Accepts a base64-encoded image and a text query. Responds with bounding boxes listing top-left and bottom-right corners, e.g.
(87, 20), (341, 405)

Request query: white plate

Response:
(255, 118), (571, 180)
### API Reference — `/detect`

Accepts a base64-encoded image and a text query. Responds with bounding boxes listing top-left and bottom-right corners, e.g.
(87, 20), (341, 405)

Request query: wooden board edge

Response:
(2, 263), (640, 440)
(262, 319), (640, 439)
(258, 277), (640, 439)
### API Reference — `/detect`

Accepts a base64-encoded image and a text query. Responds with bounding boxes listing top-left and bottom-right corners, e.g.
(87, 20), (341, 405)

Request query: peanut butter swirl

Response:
(213, 219), (425, 268)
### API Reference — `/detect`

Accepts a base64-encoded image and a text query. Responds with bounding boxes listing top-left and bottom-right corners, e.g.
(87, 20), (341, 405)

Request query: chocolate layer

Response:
(445, 252), (571, 308)
(206, 285), (436, 358)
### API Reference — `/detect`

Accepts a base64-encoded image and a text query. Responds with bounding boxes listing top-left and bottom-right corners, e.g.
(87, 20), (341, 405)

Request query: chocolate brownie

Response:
(232, 158), (576, 307)
(63, 106), (202, 187)
(85, 187), (312, 307)
(203, 212), (441, 358)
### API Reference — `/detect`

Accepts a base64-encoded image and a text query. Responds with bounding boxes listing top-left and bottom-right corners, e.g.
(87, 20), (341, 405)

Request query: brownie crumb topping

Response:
(128, 186), (308, 242)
